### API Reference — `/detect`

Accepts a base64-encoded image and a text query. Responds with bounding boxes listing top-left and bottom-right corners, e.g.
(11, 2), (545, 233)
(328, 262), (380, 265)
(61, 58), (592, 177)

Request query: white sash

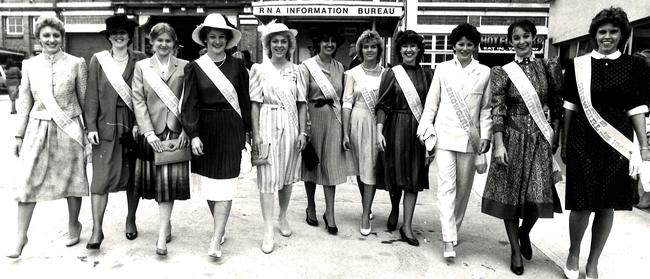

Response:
(35, 57), (85, 147)
(352, 66), (379, 118)
(95, 50), (134, 111)
(573, 55), (637, 160)
(138, 60), (180, 119)
(393, 65), (423, 122)
(440, 76), (481, 152)
(304, 57), (342, 123)
(503, 61), (562, 182)
(263, 62), (299, 129)
(196, 54), (241, 117)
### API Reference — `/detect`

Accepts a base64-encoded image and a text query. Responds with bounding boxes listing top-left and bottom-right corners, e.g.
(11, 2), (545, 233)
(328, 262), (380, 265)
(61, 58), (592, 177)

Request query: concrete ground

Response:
(0, 95), (647, 278)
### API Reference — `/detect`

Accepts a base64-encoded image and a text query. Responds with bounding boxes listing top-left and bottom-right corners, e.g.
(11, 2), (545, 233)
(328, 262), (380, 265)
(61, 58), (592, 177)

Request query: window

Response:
(6, 17), (23, 35)
(32, 17), (38, 36)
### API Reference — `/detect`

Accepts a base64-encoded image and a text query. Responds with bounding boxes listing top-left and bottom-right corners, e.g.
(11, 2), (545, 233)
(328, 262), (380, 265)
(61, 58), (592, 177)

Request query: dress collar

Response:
(590, 50), (621, 60)
(43, 50), (64, 63)
(514, 54), (535, 64)
(452, 55), (477, 71)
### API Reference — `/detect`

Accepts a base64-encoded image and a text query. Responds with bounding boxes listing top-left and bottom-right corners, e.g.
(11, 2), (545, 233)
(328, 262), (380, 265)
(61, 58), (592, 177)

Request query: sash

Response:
(440, 76), (481, 152)
(352, 66), (379, 118)
(262, 62), (299, 129)
(573, 55), (636, 160)
(139, 60), (180, 119)
(95, 50), (134, 111)
(303, 57), (342, 123)
(392, 65), (423, 122)
(503, 61), (562, 182)
(35, 58), (85, 147)
(196, 54), (241, 117)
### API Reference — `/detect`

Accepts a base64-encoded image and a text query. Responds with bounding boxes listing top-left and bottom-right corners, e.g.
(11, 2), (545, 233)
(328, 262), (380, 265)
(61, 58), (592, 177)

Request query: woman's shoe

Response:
(322, 214), (338, 235)
(305, 208), (319, 227)
(510, 262), (524, 275)
(155, 239), (167, 256)
(443, 250), (457, 258)
(125, 220), (138, 240)
(6, 237), (28, 259)
(399, 227), (419, 246)
(360, 222), (372, 236)
(518, 227), (532, 260)
(279, 218), (292, 237)
(563, 266), (579, 279)
(369, 211), (374, 220)
(386, 219), (397, 232)
(86, 233), (104, 250)
(66, 221), (82, 247)
(207, 237), (222, 258)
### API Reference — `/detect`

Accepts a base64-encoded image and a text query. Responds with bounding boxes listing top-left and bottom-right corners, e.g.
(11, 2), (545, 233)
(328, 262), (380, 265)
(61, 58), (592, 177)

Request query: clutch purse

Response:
(154, 139), (192, 166)
(475, 153), (488, 174)
(252, 142), (271, 166)
(302, 141), (320, 170)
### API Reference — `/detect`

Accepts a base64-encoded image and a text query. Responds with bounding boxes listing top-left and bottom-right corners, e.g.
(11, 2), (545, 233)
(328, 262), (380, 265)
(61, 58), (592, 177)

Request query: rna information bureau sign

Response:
(254, 5), (403, 17)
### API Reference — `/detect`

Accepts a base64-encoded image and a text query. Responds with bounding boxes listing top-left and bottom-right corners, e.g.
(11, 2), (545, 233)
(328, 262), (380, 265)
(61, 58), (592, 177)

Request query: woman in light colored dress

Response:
(131, 23), (190, 256)
(249, 21), (307, 253)
(300, 28), (350, 234)
(342, 30), (384, 236)
(8, 16), (88, 258)
(181, 13), (251, 258)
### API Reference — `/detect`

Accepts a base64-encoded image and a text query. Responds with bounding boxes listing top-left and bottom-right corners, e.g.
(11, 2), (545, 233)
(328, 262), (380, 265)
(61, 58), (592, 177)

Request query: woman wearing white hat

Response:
(180, 13), (251, 258)
(249, 20), (307, 254)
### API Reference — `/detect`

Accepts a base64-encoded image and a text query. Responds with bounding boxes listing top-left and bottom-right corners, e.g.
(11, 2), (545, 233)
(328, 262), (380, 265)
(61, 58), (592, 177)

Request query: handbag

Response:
(302, 141), (320, 170)
(475, 153), (488, 174)
(239, 143), (253, 176)
(153, 139), (192, 166)
(251, 142), (271, 166)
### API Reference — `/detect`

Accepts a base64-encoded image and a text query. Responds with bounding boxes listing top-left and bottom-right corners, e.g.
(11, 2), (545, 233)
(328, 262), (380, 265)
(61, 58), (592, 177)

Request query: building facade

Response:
(548, 0), (650, 65)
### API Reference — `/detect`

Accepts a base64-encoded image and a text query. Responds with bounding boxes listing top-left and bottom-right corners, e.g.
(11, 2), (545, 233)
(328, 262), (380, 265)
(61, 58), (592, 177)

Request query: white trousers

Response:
(435, 149), (477, 242)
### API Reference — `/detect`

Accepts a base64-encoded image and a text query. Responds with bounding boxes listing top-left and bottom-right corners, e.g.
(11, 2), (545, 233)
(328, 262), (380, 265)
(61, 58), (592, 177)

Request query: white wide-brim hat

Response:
(259, 20), (298, 43)
(192, 13), (242, 49)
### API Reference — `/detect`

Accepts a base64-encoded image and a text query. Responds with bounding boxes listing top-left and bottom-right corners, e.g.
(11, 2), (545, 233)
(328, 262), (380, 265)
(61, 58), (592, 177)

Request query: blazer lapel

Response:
(123, 49), (138, 82)
(149, 57), (164, 79)
(164, 56), (179, 83)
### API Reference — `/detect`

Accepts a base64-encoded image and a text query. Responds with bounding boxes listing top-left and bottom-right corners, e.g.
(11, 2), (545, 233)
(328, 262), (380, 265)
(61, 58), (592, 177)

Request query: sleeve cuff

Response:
(492, 124), (505, 133)
(342, 103), (353, 110)
(143, 131), (155, 138)
(627, 105), (649, 116)
(563, 101), (579, 111)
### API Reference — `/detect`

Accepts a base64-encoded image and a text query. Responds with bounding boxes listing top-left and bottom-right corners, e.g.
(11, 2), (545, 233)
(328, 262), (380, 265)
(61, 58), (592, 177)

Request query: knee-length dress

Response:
(85, 50), (147, 195)
(375, 64), (433, 193)
(298, 56), (351, 186)
(14, 51), (89, 202)
(342, 65), (383, 185)
(249, 62), (305, 193)
(181, 56), (251, 201)
(563, 52), (650, 211)
(132, 56), (191, 202)
(481, 58), (563, 219)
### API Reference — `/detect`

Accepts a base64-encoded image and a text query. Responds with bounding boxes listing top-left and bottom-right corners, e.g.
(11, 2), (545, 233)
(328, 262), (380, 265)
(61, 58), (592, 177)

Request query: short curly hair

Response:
(355, 30), (384, 63)
(33, 15), (65, 38)
(263, 30), (295, 61)
(449, 23), (481, 47)
(310, 28), (343, 55)
(589, 7), (631, 51)
(507, 19), (537, 43)
(394, 30), (424, 64)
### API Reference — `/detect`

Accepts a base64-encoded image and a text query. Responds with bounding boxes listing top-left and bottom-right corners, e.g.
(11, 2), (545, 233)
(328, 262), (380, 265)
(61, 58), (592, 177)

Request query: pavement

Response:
(0, 94), (648, 278)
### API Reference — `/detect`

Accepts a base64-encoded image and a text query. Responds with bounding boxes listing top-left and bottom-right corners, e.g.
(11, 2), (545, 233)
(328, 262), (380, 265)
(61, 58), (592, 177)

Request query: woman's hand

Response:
(493, 143), (508, 166)
(342, 135), (351, 151)
(87, 131), (100, 145)
(178, 130), (189, 148)
(191, 137), (204, 156)
(147, 134), (163, 153)
(132, 125), (139, 140)
(14, 138), (23, 157)
(377, 133), (387, 152)
(297, 134), (307, 151)
(479, 139), (491, 154)
(642, 149), (650, 161)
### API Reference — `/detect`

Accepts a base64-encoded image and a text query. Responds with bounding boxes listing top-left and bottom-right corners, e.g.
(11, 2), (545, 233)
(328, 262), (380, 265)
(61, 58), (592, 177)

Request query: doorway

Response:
(143, 16), (205, 61)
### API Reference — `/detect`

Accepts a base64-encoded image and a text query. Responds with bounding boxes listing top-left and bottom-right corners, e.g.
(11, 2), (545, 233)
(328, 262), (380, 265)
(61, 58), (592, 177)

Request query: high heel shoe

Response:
(322, 214), (338, 235)
(563, 266), (579, 279)
(510, 253), (524, 276)
(66, 221), (82, 247)
(155, 239), (167, 256)
(207, 237), (222, 258)
(6, 237), (28, 259)
(518, 227), (532, 260)
(125, 220), (138, 240)
(360, 222), (372, 236)
(399, 227), (419, 246)
(443, 242), (456, 258)
(86, 233), (104, 250)
(305, 208), (319, 227)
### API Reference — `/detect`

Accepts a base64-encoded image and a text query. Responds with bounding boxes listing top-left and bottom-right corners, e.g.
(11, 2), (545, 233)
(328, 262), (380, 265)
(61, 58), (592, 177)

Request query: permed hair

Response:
(311, 28), (344, 55)
(449, 23), (481, 47)
(507, 19), (537, 43)
(355, 30), (384, 63)
(264, 30), (295, 61)
(394, 30), (424, 64)
(589, 7), (631, 51)
(33, 15), (65, 39)
(149, 22), (178, 45)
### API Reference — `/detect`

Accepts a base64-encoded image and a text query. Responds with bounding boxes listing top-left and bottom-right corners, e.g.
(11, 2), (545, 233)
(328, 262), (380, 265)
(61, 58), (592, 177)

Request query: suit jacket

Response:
(417, 58), (492, 153)
(132, 55), (188, 135)
(84, 49), (148, 141)
(16, 51), (87, 138)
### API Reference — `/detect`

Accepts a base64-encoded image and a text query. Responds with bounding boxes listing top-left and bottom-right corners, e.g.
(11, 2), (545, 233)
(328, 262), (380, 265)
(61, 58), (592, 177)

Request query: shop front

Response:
(252, 0), (404, 68)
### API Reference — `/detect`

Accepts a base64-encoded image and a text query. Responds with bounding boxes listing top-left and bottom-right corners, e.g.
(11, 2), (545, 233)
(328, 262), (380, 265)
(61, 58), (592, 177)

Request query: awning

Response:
(0, 48), (25, 56)
(252, 1), (403, 18)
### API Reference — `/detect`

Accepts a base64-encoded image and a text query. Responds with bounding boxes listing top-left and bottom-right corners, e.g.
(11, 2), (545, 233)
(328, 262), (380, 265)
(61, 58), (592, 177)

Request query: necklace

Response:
(113, 53), (128, 62)
(215, 57), (226, 68)
(361, 63), (380, 72)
